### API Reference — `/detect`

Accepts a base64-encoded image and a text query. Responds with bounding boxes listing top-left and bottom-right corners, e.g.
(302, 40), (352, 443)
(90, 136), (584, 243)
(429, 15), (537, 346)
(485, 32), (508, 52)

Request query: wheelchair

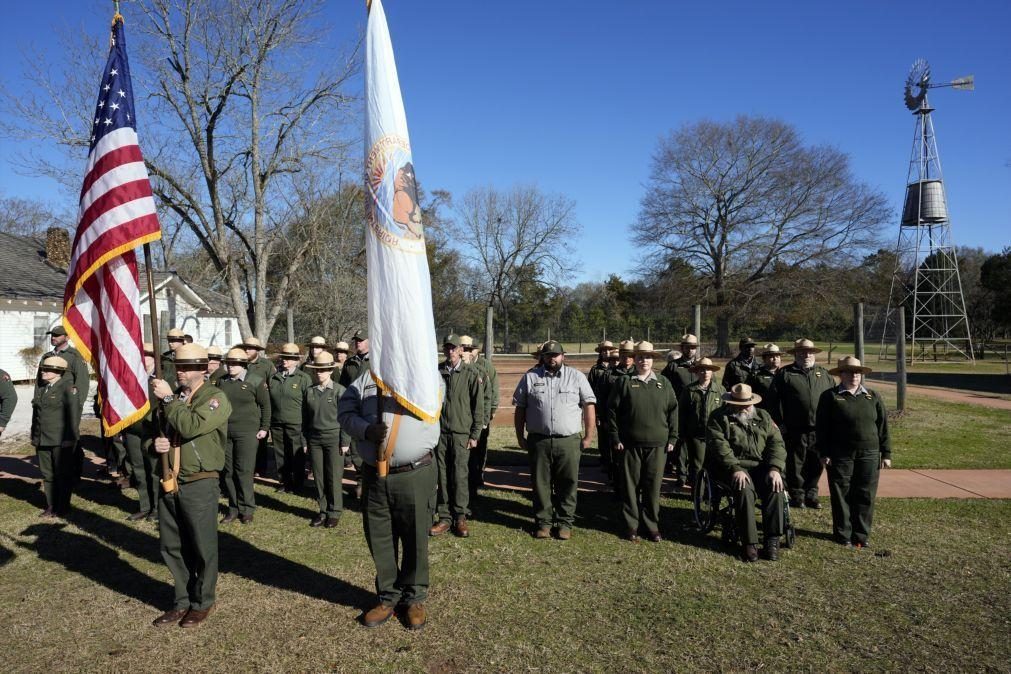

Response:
(692, 465), (796, 549)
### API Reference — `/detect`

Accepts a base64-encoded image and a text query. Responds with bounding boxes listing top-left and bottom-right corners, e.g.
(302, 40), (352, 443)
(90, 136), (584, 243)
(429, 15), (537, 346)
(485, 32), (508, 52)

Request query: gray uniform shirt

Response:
(338, 370), (444, 467)
(513, 364), (596, 437)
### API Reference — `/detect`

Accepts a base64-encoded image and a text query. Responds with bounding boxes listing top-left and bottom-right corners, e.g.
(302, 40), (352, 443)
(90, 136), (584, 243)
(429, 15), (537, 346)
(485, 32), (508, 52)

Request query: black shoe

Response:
(324, 517), (340, 529)
(310, 513), (326, 527)
(741, 544), (759, 563)
(275, 484), (288, 493)
(789, 498), (805, 509)
(239, 514), (253, 525)
(804, 498), (822, 510)
(127, 511), (150, 522)
(220, 513), (238, 524)
(763, 537), (780, 561)
(146, 511), (158, 522)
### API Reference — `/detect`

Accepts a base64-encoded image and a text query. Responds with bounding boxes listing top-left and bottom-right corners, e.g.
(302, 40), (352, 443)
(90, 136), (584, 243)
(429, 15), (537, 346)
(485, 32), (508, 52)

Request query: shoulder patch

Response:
(209, 398), (220, 410)
(2, 374), (8, 382)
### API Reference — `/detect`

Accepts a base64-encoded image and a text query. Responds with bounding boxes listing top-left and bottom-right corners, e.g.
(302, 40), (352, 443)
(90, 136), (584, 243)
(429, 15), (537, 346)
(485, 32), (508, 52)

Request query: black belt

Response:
(385, 452), (433, 475)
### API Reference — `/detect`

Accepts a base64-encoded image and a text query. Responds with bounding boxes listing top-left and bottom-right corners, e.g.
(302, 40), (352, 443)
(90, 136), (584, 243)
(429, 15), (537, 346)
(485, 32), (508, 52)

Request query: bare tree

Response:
(2, 0), (360, 340)
(0, 195), (71, 236)
(636, 116), (890, 355)
(453, 185), (581, 350)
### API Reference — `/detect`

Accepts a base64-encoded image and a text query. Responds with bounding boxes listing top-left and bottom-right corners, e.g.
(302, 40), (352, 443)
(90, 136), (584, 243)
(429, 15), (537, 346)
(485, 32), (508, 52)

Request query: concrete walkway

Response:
(480, 464), (1011, 499)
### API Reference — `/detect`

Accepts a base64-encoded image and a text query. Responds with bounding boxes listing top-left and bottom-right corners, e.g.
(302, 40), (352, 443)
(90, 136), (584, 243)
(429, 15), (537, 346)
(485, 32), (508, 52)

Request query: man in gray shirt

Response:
(513, 340), (596, 540)
(338, 370), (443, 632)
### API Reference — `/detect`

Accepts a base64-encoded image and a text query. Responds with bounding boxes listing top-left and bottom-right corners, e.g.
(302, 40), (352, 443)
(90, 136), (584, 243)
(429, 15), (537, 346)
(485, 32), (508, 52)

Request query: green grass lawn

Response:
(0, 469), (1007, 672)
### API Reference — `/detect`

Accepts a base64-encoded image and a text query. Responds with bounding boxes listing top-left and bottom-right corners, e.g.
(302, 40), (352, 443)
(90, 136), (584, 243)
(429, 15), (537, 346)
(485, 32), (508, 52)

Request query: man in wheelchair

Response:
(706, 383), (787, 562)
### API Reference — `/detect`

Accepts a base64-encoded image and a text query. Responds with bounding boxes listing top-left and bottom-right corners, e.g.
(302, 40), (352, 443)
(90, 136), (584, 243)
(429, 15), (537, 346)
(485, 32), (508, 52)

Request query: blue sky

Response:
(1, 0), (1008, 283)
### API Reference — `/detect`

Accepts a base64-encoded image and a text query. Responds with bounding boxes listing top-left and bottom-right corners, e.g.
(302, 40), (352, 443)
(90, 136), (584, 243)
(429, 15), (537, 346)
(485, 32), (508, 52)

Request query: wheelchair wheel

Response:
(693, 467), (718, 533)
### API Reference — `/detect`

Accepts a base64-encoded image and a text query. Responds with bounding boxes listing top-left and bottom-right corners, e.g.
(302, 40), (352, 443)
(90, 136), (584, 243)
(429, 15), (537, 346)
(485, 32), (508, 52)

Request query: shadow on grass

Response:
(16, 522), (169, 607)
(0, 469), (374, 611)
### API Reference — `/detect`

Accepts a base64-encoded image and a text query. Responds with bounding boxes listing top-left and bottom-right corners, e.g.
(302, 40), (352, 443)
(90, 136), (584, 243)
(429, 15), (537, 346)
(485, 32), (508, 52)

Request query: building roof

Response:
(0, 231), (237, 317)
(0, 231), (68, 301)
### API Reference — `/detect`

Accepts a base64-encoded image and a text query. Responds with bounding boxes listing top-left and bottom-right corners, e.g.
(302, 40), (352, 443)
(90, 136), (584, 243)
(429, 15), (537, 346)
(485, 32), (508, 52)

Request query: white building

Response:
(0, 230), (242, 381)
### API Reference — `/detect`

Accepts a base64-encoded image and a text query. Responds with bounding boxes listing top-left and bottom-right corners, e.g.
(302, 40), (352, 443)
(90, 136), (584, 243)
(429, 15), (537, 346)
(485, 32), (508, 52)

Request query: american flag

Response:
(63, 15), (161, 435)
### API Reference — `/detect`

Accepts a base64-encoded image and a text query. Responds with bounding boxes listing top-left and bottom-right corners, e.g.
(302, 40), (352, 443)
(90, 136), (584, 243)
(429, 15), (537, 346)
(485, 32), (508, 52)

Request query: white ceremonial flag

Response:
(364, 0), (441, 422)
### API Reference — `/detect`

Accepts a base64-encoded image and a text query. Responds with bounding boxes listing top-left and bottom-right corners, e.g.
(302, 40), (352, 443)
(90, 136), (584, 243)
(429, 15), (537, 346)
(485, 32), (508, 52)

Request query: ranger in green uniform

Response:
(123, 343), (160, 521)
(0, 367), (17, 440)
(205, 346), (225, 384)
(607, 341), (678, 543)
(586, 340), (615, 475)
(240, 336), (273, 475)
(216, 348), (271, 524)
(31, 356), (81, 517)
(340, 329), (371, 500)
(746, 343), (784, 418)
(660, 333), (700, 486)
(707, 383), (787, 562)
(817, 357), (892, 548)
(339, 369), (443, 631)
(774, 338), (834, 509)
(303, 352), (349, 528)
(722, 337), (759, 389)
(268, 343), (312, 493)
(151, 343), (231, 628)
(159, 328), (186, 387)
(300, 335), (329, 372)
(678, 357), (724, 486)
(430, 334), (484, 538)
(462, 335), (498, 496)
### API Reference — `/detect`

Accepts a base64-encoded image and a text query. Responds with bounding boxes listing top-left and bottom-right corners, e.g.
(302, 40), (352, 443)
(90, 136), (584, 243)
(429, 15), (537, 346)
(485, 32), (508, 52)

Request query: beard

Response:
(732, 406), (757, 424)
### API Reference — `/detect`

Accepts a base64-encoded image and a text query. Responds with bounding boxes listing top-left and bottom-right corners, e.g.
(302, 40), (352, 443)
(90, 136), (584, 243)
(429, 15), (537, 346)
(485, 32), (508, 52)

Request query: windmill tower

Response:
(881, 59), (975, 362)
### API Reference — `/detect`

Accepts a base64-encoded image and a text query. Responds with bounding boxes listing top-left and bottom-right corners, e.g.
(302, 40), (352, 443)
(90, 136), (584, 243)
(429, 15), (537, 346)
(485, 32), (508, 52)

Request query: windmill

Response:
(880, 59), (975, 362)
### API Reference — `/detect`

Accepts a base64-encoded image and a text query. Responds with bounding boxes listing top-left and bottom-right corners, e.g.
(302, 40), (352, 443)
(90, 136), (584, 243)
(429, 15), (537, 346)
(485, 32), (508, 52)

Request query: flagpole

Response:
(142, 243), (171, 484)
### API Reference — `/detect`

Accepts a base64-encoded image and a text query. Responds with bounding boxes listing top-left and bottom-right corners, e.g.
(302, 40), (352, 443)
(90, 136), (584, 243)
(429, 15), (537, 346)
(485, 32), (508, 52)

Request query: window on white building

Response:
(34, 315), (50, 349)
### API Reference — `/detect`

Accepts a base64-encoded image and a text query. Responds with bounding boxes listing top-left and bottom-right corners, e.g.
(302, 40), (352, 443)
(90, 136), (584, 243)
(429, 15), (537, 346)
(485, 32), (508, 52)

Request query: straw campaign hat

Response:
(223, 348), (249, 365)
(206, 346), (224, 361)
(788, 338), (822, 354)
(166, 328), (186, 341)
(40, 356), (68, 372)
(304, 352), (337, 370)
(632, 341), (663, 358)
(595, 340), (615, 354)
(333, 341), (350, 353)
(618, 339), (636, 354)
(680, 333), (699, 347)
(723, 382), (762, 406)
(829, 356), (873, 376)
(761, 343), (784, 357)
(142, 342), (156, 357)
(306, 335), (328, 348)
(689, 357), (721, 372)
(174, 343), (209, 366)
(276, 343), (302, 360)
(241, 336), (266, 351)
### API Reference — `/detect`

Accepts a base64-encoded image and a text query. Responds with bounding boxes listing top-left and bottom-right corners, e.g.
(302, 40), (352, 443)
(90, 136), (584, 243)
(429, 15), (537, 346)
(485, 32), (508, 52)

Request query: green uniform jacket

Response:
(439, 361), (484, 440)
(815, 387), (891, 459)
(164, 382), (231, 480)
(339, 353), (369, 389)
(678, 381), (726, 440)
(607, 374), (679, 448)
(722, 356), (759, 390)
(207, 367), (226, 385)
(216, 372), (271, 435)
(586, 362), (612, 417)
(38, 345), (90, 412)
(268, 369), (312, 425)
(30, 377), (80, 446)
(303, 381), (349, 445)
(707, 407), (786, 475)
(0, 369), (17, 428)
(746, 366), (779, 417)
(660, 358), (696, 399)
(160, 350), (177, 386)
(246, 357), (276, 384)
(124, 377), (159, 437)
(474, 355), (499, 426)
(773, 363), (835, 431)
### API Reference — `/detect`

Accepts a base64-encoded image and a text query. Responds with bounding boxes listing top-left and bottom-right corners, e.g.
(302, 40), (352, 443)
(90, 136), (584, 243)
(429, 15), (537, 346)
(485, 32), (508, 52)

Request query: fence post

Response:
(485, 305), (494, 358)
(692, 304), (701, 343)
(897, 307), (907, 412)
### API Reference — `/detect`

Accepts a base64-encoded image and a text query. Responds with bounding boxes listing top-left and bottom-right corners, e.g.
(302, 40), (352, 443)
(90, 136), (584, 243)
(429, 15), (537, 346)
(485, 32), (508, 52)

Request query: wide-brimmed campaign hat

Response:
(174, 343), (209, 366)
(761, 343), (784, 358)
(40, 355), (68, 372)
(723, 382), (762, 406)
(595, 340), (615, 354)
(829, 356), (873, 376)
(787, 338), (822, 355)
(618, 339), (636, 354)
(632, 341), (663, 358)
(305, 352), (337, 370)
(206, 346), (223, 361)
(47, 325), (68, 337)
(689, 357), (721, 372)
(142, 342), (155, 357)
(460, 335), (479, 350)
(333, 341), (350, 353)
(241, 336), (266, 351)
(223, 348), (249, 365)
(680, 333), (699, 347)
(739, 336), (757, 348)
(275, 343), (302, 360)
(306, 335), (328, 348)
(166, 328), (186, 341)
